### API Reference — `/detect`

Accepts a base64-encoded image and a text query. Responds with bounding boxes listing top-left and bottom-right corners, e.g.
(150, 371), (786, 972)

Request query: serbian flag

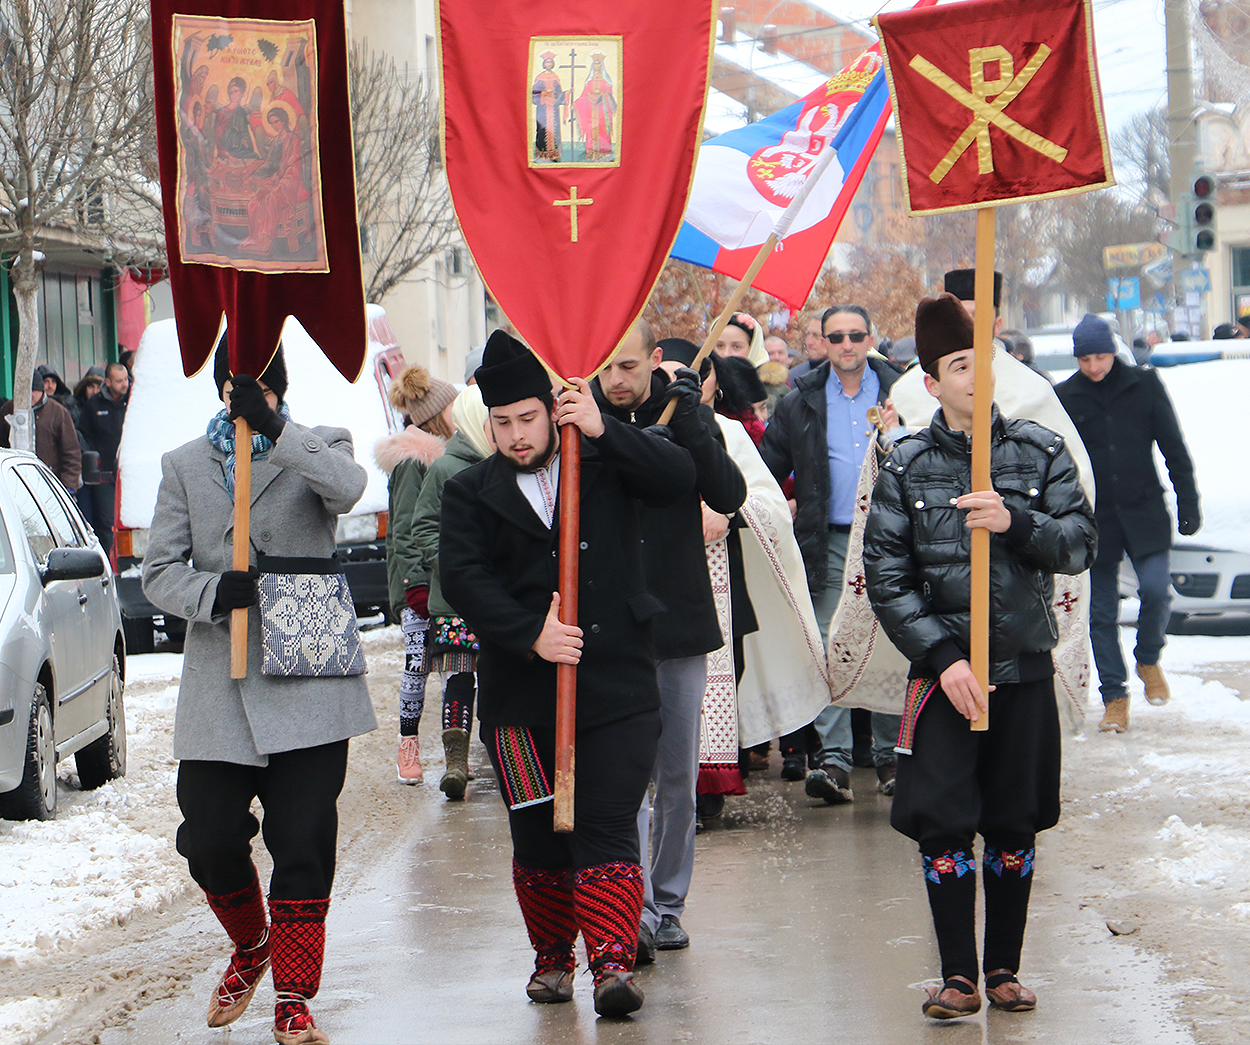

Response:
(150, 0), (367, 381)
(670, 1), (936, 310)
(875, 0), (1114, 214)
(440, 0), (717, 380)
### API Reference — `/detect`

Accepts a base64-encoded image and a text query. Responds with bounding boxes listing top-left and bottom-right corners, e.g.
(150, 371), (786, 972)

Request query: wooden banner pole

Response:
(969, 206), (996, 732)
(230, 416), (252, 680)
(552, 419), (582, 832)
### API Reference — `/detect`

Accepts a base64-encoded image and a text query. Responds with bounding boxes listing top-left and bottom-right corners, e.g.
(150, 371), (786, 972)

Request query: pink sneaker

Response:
(397, 735), (423, 784)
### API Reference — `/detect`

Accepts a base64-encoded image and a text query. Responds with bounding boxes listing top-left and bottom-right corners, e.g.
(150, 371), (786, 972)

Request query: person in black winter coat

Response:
(1055, 313), (1199, 732)
(864, 294), (1095, 1021)
(439, 330), (695, 1016)
(79, 362), (130, 552)
(592, 320), (746, 958)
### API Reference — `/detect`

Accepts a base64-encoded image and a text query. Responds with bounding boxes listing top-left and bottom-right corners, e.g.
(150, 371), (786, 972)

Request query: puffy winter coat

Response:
(411, 430), (484, 619)
(864, 407), (1096, 685)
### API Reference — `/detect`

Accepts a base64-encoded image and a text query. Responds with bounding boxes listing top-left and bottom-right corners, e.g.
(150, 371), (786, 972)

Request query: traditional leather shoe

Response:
(273, 995), (329, 1044)
(654, 914), (689, 950)
(206, 927), (270, 1027)
(805, 765), (853, 804)
(921, 976), (982, 1020)
(636, 922), (656, 966)
(593, 970), (644, 1016)
(696, 793), (725, 819)
(780, 754), (806, 781)
(1136, 662), (1170, 706)
(1099, 696), (1129, 733)
(526, 968), (575, 1003)
(986, 970), (1037, 1011)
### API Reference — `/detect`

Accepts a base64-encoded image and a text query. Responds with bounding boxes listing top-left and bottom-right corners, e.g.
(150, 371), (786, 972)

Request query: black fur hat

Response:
(915, 294), (975, 376)
(475, 329), (552, 408)
(213, 333), (289, 403)
(944, 268), (1002, 307)
(712, 354), (766, 414)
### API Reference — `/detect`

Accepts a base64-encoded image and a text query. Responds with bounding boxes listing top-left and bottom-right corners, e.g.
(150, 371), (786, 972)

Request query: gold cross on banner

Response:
(909, 44), (1068, 185)
(553, 186), (594, 242)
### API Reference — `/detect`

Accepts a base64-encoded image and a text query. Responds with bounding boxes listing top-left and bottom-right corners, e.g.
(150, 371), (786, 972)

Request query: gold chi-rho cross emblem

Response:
(909, 45), (1068, 184)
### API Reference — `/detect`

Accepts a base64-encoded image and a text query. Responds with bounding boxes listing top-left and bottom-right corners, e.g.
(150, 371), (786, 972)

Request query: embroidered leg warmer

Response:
(205, 866), (268, 950)
(513, 861), (577, 974)
(921, 846), (979, 985)
(573, 863), (644, 982)
(270, 896), (330, 1036)
(982, 841), (1036, 978)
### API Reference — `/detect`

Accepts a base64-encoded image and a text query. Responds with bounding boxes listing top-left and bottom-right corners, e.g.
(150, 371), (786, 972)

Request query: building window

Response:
(1232, 246), (1250, 318)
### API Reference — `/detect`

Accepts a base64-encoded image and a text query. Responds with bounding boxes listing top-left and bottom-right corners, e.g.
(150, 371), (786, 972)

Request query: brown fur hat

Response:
(915, 293), (975, 376)
(389, 365), (457, 427)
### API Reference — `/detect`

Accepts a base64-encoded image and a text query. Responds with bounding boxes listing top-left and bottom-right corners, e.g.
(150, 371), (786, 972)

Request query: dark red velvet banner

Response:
(439, 0), (716, 381)
(874, 0), (1114, 215)
(151, 0), (366, 380)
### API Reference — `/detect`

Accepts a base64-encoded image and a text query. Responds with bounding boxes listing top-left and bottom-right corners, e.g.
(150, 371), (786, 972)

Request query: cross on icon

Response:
(909, 44), (1068, 185)
(553, 186), (594, 242)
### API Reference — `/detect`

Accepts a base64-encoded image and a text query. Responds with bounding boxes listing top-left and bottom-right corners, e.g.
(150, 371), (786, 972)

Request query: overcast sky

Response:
(812, 0), (1168, 133)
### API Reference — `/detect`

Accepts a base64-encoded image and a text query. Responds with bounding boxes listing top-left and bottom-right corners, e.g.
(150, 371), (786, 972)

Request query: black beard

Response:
(501, 420), (559, 473)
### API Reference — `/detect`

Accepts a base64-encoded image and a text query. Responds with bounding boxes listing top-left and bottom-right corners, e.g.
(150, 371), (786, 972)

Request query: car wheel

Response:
(76, 655), (127, 789)
(0, 684), (57, 821)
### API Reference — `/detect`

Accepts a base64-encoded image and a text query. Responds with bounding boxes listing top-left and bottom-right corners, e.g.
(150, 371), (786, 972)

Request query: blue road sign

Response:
(1106, 276), (1141, 310)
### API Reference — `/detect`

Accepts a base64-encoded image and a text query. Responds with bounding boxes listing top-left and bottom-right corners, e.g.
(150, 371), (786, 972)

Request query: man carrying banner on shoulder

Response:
(863, 295), (1095, 1020)
(439, 330), (695, 1017)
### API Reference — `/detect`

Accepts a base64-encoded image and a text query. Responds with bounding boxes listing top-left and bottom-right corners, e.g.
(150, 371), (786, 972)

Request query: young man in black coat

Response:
(439, 330), (695, 1017)
(79, 361), (130, 552)
(1055, 314), (1200, 731)
(593, 320), (746, 959)
(864, 294), (1096, 1020)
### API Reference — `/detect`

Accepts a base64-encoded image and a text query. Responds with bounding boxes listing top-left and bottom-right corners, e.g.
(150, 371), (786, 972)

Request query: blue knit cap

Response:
(1072, 313), (1115, 357)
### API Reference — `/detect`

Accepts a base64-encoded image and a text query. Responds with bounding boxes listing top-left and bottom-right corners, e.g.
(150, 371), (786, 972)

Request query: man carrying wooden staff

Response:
(439, 331), (694, 1017)
(863, 295), (1095, 1019)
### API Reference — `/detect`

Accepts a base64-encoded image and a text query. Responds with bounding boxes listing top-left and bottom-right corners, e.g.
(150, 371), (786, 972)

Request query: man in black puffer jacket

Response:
(864, 294), (1095, 1021)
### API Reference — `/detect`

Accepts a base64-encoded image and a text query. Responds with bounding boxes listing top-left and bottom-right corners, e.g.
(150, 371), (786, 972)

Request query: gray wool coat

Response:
(142, 421), (378, 766)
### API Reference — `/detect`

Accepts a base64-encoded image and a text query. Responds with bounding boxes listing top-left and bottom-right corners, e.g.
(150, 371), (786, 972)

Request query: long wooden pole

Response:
(969, 207), (996, 732)
(230, 416), (251, 679)
(552, 420), (581, 832)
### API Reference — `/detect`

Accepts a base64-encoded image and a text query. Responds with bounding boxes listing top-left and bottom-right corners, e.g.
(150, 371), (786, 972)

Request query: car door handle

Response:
(78, 592), (89, 606)
(100, 576), (110, 588)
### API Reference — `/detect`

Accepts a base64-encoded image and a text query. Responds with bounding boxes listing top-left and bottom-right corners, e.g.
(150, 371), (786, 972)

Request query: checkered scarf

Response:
(205, 403), (292, 498)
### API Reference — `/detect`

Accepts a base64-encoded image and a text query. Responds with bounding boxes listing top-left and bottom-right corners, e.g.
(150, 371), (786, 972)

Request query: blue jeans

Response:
(1088, 513), (1171, 702)
(810, 527), (901, 772)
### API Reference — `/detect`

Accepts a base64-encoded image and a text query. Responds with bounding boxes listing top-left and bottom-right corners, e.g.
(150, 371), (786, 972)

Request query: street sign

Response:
(1106, 276), (1141, 310)
(1103, 241), (1168, 269)
(1179, 268), (1211, 295)
(1141, 252), (1173, 288)
(1145, 292), (1168, 313)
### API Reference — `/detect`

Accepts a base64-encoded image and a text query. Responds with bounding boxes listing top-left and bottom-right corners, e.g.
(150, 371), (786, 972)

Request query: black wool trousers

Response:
(176, 740), (349, 900)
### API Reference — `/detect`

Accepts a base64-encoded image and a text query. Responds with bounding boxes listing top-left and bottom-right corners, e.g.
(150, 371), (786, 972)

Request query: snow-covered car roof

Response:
(117, 305), (403, 530)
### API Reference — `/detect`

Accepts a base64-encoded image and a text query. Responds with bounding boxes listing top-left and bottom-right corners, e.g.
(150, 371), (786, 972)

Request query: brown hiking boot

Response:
(921, 976), (982, 1020)
(440, 728), (470, 800)
(1099, 696), (1129, 733)
(1136, 663), (1170, 706)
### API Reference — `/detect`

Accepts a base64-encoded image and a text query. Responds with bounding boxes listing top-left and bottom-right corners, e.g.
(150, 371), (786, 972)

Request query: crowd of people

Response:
(0, 354), (132, 552)
(129, 267), (1202, 1042)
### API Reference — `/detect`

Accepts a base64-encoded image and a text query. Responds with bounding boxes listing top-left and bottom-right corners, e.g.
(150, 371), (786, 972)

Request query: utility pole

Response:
(1165, 0), (1202, 335)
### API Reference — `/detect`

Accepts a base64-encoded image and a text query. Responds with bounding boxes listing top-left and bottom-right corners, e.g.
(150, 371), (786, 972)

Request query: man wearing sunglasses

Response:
(759, 303), (903, 802)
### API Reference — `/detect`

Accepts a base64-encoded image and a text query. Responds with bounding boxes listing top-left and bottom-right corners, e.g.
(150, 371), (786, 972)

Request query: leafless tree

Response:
(1112, 107), (1170, 207)
(1050, 189), (1158, 312)
(350, 43), (460, 304)
(0, 0), (160, 447)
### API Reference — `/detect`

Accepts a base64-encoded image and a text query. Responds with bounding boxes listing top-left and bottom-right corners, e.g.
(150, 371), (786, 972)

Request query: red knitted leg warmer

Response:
(513, 860), (577, 973)
(573, 862), (643, 981)
(270, 898), (329, 1000)
(205, 867), (268, 949)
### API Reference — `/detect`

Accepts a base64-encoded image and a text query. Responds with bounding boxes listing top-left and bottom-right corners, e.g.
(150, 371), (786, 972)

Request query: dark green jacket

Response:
(412, 430), (485, 618)
(374, 426), (446, 616)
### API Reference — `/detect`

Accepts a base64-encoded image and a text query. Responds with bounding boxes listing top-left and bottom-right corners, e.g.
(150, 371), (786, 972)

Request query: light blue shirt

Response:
(825, 364), (879, 525)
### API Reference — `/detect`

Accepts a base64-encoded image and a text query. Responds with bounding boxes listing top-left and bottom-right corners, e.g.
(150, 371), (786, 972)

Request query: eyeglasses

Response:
(825, 331), (868, 344)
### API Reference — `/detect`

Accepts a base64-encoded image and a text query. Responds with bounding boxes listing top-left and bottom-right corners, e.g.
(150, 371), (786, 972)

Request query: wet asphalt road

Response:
(101, 753), (1195, 1045)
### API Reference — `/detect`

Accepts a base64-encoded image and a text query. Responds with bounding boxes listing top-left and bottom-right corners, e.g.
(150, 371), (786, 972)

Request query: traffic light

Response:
(1192, 175), (1217, 253)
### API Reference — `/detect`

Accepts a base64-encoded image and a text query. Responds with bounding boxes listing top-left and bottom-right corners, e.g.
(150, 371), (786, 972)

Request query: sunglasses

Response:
(825, 331), (868, 344)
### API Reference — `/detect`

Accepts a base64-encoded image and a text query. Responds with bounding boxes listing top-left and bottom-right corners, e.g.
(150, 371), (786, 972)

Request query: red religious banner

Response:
(874, 0), (1114, 215)
(440, 0), (717, 380)
(151, 0), (366, 381)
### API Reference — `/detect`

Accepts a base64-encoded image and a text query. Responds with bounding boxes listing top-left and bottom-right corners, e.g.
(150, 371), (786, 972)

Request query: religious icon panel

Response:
(527, 37), (623, 168)
(171, 14), (329, 272)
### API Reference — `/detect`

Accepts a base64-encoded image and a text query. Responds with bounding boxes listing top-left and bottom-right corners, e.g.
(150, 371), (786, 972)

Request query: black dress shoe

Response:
(654, 914), (689, 950)
(696, 792), (725, 818)
(636, 922), (656, 965)
(805, 766), (853, 804)
(780, 754), (806, 781)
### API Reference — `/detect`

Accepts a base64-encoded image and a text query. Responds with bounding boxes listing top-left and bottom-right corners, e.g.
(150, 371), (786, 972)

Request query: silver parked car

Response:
(0, 449), (126, 820)
(1121, 543), (1250, 633)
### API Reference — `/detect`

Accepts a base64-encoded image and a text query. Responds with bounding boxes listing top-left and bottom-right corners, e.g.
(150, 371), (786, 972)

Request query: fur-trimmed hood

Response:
(373, 426), (446, 475)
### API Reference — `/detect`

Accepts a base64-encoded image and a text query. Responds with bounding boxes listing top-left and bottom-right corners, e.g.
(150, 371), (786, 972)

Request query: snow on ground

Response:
(0, 654), (187, 972)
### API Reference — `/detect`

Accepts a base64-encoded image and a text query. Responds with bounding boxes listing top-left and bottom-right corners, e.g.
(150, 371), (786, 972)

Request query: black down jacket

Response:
(864, 407), (1097, 685)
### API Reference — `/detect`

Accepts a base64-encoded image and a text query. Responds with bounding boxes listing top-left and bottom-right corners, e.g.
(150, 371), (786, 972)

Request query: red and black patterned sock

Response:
(513, 861), (577, 973)
(920, 846), (979, 985)
(573, 862), (643, 981)
(269, 897), (330, 1001)
(982, 840), (1035, 976)
(205, 866), (268, 950)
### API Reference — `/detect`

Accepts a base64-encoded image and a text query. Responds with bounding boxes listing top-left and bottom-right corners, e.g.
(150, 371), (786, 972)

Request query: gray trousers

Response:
(810, 528), (902, 772)
(638, 654), (707, 933)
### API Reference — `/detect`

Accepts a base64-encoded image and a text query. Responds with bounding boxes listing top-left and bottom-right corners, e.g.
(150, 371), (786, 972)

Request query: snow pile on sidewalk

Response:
(0, 655), (189, 968)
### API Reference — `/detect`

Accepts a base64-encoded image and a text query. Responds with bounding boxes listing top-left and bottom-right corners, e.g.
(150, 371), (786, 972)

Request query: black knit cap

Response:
(944, 268), (1002, 307)
(475, 329), (553, 408)
(657, 337), (712, 378)
(213, 333), (289, 402)
(915, 293), (976, 376)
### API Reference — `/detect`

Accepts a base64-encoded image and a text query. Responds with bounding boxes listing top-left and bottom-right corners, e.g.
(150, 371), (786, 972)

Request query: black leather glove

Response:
(228, 374), (285, 442)
(1177, 503), (1202, 536)
(662, 367), (704, 438)
(214, 566), (259, 613)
